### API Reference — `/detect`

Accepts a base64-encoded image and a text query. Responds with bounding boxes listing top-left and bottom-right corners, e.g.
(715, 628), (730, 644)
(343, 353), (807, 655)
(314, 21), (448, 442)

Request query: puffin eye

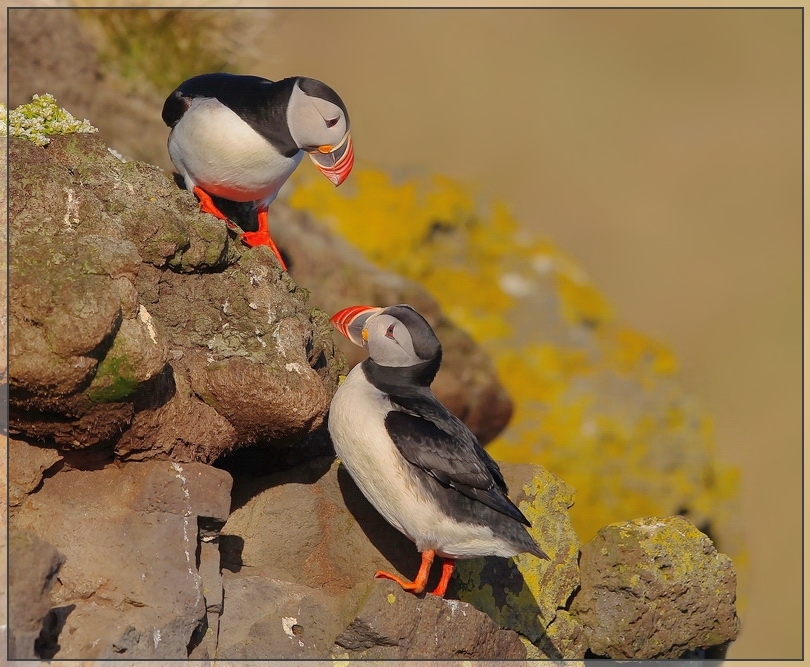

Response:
(385, 323), (396, 340)
(325, 117), (338, 128)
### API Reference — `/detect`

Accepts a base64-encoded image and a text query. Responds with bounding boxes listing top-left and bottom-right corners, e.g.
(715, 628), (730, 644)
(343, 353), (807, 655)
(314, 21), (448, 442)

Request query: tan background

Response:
(2, 5), (803, 660)
(256, 9), (801, 659)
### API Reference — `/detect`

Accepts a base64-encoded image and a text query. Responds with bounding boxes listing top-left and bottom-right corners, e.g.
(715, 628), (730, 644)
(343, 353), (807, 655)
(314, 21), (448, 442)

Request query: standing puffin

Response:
(328, 304), (548, 597)
(162, 73), (354, 270)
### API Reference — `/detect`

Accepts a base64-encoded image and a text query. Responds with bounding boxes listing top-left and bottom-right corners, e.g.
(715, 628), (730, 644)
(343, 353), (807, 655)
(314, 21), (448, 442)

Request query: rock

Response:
(571, 515), (740, 659)
(10, 458), (232, 659)
(8, 530), (65, 660)
(8, 132), (344, 461)
(220, 456), (738, 660)
(9, 125), (507, 462)
(452, 463), (585, 659)
(216, 572), (365, 660)
(334, 580), (526, 660)
(8, 438), (63, 507)
(219, 457), (557, 659)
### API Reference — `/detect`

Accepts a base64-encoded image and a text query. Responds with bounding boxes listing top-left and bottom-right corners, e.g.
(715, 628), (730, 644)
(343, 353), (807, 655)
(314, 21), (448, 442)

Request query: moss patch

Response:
(86, 354), (139, 403)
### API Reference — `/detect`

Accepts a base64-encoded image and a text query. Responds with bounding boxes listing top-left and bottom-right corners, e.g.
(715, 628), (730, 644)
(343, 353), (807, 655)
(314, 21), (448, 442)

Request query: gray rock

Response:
(8, 530), (65, 660)
(217, 572), (364, 660)
(334, 580), (527, 660)
(572, 515), (740, 659)
(10, 459), (232, 659)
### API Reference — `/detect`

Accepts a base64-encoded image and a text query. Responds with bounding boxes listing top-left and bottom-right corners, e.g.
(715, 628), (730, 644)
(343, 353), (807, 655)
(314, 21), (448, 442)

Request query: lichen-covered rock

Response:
(452, 464), (583, 659)
(8, 132), (343, 461)
(571, 515), (740, 659)
(8, 531), (65, 660)
(10, 458), (232, 660)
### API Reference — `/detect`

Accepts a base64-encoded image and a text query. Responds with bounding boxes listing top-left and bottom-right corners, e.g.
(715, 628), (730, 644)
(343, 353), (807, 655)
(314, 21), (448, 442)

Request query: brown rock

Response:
(8, 133), (344, 461)
(220, 457), (555, 659)
(10, 460), (233, 659)
(216, 573), (365, 660)
(8, 438), (63, 507)
(572, 515), (740, 659)
(335, 580), (526, 660)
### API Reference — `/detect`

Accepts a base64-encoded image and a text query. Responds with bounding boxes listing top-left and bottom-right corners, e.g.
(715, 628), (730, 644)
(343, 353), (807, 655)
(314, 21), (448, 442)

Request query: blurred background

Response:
(6, 7), (802, 659)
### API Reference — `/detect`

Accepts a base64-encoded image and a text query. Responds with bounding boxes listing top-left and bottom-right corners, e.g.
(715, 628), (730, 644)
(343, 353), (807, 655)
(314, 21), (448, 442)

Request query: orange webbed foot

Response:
(237, 209), (287, 270)
(374, 550), (436, 596)
(192, 186), (228, 221)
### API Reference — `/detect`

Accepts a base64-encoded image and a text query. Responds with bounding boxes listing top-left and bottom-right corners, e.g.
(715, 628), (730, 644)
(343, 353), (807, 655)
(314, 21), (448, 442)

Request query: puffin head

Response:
(331, 304), (442, 373)
(287, 77), (354, 186)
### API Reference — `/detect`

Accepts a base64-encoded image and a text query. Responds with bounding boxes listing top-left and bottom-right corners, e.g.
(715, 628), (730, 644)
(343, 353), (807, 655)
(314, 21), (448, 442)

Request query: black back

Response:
(161, 73), (300, 157)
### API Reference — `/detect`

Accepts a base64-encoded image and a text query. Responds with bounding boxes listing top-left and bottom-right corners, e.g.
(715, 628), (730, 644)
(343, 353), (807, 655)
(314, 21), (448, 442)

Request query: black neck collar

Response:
(361, 354), (441, 399)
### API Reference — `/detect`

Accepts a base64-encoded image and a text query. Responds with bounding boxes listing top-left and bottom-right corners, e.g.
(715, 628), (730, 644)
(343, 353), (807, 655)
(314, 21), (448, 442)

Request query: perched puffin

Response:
(162, 73), (354, 270)
(328, 304), (548, 597)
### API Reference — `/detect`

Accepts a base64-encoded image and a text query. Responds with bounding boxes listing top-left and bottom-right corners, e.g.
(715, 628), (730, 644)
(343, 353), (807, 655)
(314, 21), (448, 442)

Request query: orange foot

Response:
(192, 186), (228, 221)
(375, 550), (456, 597)
(240, 209), (287, 270)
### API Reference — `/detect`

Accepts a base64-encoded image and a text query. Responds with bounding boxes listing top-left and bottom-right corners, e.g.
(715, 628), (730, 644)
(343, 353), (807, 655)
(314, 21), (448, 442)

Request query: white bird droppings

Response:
(63, 187), (79, 231)
(138, 305), (158, 344)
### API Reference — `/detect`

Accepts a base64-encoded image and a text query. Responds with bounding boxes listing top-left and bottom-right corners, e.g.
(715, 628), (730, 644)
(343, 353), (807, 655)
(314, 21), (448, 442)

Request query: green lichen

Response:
(86, 354), (138, 403)
(5, 94), (98, 147)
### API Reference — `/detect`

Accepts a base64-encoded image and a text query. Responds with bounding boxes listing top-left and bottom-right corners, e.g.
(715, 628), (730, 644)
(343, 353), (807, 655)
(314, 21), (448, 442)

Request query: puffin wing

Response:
(384, 408), (531, 527)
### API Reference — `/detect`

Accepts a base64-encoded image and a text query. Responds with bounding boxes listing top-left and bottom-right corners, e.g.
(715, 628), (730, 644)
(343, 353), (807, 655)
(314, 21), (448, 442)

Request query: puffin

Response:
(328, 304), (548, 597)
(162, 72), (354, 270)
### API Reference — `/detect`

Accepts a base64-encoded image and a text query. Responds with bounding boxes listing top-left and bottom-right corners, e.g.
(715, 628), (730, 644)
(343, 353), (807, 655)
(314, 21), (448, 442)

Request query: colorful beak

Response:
(308, 133), (354, 186)
(330, 305), (382, 347)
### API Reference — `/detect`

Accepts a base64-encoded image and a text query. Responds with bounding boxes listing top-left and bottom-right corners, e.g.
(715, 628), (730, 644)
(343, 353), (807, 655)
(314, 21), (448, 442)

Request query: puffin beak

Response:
(330, 305), (382, 347)
(308, 133), (354, 186)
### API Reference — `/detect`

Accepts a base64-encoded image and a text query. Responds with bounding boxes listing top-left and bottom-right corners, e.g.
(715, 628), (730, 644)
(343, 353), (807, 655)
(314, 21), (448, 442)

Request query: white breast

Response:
(168, 97), (304, 206)
(328, 366), (521, 559)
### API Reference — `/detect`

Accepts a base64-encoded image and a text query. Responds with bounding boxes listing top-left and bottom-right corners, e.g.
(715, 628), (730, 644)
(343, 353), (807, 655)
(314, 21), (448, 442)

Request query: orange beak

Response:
(308, 133), (354, 186)
(330, 305), (382, 347)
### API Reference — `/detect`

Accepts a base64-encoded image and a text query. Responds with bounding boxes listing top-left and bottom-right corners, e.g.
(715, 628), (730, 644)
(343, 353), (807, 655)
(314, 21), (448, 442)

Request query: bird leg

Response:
(240, 209), (288, 270)
(430, 557), (456, 597)
(192, 186), (229, 221)
(375, 549), (435, 595)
